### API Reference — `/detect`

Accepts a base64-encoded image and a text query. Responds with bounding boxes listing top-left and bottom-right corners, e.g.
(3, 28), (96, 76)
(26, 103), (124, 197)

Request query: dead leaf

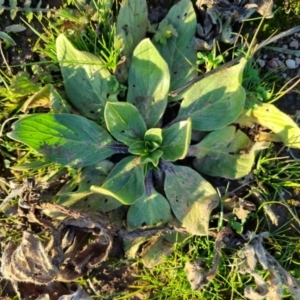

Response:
(57, 214), (112, 281)
(0, 185), (112, 299)
(1, 231), (59, 285)
(237, 232), (300, 299)
(185, 228), (233, 290)
(195, 0), (274, 48)
(224, 196), (256, 220)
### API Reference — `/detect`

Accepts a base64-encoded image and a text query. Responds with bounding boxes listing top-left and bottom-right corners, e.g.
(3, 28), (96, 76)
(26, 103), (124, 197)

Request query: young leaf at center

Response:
(161, 119), (191, 161)
(105, 102), (147, 146)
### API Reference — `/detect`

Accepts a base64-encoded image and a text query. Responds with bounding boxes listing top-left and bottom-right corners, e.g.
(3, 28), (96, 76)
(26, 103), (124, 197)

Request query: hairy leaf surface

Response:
(8, 114), (117, 167)
(175, 59), (246, 130)
(56, 34), (111, 120)
(161, 119), (191, 161)
(91, 156), (145, 205)
(105, 102), (146, 146)
(153, 0), (197, 101)
(164, 164), (218, 235)
(127, 183), (172, 230)
(127, 39), (170, 127)
(190, 126), (256, 179)
(116, 0), (148, 78)
(52, 161), (121, 216)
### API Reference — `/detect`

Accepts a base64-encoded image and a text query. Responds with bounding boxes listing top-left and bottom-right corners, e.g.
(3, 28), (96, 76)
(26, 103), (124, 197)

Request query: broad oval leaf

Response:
(7, 114), (117, 167)
(175, 58), (247, 130)
(56, 34), (111, 120)
(105, 102), (146, 146)
(128, 141), (148, 156)
(127, 38), (170, 127)
(252, 102), (300, 148)
(144, 128), (163, 145)
(91, 156), (145, 205)
(54, 161), (121, 215)
(116, 0), (148, 80)
(153, 0), (197, 101)
(161, 119), (192, 161)
(190, 126), (256, 179)
(127, 184), (172, 230)
(164, 163), (218, 235)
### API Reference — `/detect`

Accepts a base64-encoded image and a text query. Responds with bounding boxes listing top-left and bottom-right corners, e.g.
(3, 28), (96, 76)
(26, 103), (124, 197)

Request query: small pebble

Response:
(289, 40), (299, 49)
(295, 57), (300, 65)
(267, 59), (279, 68)
(282, 73), (287, 79)
(285, 59), (297, 69)
(282, 44), (288, 49)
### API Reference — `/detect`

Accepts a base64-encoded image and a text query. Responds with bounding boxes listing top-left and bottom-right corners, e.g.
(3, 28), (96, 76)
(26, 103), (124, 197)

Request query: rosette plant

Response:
(7, 0), (300, 265)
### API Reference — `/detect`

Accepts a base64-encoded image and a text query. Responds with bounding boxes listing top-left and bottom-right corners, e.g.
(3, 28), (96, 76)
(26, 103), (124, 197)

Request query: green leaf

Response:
(7, 114), (117, 167)
(252, 102), (300, 148)
(128, 141), (148, 156)
(144, 128), (162, 145)
(153, 19), (178, 45)
(127, 38), (170, 127)
(175, 58), (247, 130)
(161, 119), (191, 161)
(190, 126), (256, 179)
(116, 0), (148, 78)
(105, 102), (146, 146)
(140, 150), (163, 167)
(164, 164), (218, 235)
(127, 181), (172, 230)
(91, 156), (145, 205)
(56, 34), (111, 120)
(153, 0), (197, 101)
(45, 161), (121, 218)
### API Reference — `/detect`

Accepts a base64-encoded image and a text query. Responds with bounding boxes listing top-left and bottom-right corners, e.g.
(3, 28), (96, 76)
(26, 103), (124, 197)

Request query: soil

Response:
(0, 0), (300, 299)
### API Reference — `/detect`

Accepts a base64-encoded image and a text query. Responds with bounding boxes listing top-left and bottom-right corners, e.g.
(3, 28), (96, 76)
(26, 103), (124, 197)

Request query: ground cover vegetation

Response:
(1, 0), (300, 299)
